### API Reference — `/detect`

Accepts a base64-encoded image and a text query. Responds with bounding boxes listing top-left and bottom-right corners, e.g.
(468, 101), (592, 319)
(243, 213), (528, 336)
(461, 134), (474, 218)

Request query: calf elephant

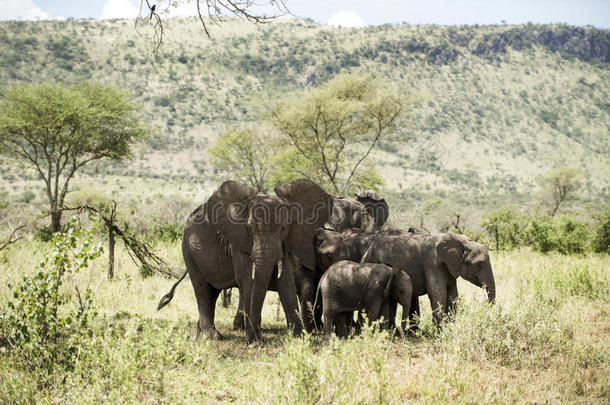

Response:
(158, 179), (332, 343)
(317, 260), (412, 337)
(361, 232), (496, 328)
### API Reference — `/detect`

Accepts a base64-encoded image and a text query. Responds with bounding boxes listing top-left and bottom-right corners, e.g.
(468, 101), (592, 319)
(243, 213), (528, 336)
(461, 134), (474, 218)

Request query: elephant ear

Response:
(463, 240), (487, 265)
(436, 232), (465, 279)
(314, 228), (342, 255)
(206, 181), (258, 254)
(355, 190), (389, 229)
(275, 179), (333, 270)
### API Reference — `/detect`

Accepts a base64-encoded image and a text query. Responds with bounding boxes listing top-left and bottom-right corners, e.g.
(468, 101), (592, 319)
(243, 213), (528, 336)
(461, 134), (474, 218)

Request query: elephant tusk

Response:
(277, 260), (283, 278)
(251, 262), (256, 279)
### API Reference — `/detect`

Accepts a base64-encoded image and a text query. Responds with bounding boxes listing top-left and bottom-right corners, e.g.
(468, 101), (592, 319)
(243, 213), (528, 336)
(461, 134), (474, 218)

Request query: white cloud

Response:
(101, 0), (139, 19)
(327, 9), (366, 27)
(0, 0), (49, 20)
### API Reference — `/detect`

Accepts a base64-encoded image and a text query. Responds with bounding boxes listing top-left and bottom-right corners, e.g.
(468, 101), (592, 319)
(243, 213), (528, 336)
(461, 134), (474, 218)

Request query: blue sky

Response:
(1, 0), (609, 28)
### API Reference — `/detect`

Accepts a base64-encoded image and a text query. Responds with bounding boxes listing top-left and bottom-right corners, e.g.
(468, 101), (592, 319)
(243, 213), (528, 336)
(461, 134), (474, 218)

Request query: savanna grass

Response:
(0, 240), (608, 403)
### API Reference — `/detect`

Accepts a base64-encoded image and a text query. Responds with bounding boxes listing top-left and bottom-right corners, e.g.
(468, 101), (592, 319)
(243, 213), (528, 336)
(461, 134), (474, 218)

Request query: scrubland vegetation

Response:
(0, 222), (608, 403)
(0, 16), (609, 404)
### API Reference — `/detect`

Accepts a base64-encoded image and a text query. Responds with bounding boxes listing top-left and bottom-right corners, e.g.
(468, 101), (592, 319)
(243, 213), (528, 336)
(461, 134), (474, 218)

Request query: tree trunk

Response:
(51, 210), (62, 233)
(108, 226), (115, 280)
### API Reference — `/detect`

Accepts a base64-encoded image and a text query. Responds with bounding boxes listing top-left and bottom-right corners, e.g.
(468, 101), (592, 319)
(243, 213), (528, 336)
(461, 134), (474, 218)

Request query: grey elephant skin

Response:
(317, 260), (412, 337)
(325, 195), (380, 233)
(158, 179), (332, 343)
(355, 190), (389, 230)
(361, 231), (496, 327)
(314, 227), (413, 330)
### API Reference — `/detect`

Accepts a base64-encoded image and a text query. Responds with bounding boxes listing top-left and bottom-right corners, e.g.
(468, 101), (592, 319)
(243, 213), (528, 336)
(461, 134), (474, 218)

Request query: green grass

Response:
(1, 239), (608, 403)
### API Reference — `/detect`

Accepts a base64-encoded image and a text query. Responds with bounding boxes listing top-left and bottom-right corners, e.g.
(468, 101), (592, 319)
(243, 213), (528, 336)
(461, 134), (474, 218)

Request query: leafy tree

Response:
(208, 127), (279, 191)
(537, 166), (584, 216)
(0, 82), (148, 232)
(269, 74), (405, 194)
(481, 206), (527, 250)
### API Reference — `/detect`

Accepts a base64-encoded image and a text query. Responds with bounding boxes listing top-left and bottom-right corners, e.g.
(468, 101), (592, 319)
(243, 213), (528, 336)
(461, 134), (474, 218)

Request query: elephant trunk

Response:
(481, 261), (496, 304)
(251, 236), (283, 279)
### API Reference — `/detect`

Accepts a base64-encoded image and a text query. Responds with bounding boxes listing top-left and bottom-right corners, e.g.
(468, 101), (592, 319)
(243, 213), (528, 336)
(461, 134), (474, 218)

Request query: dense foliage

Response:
(481, 206), (609, 254)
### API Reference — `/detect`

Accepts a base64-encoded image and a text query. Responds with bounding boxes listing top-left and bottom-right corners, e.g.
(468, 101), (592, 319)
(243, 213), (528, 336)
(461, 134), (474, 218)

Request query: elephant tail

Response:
(313, 271), (329, 316)
(383, 265), (399, 299)
(157, 269), (188, 310)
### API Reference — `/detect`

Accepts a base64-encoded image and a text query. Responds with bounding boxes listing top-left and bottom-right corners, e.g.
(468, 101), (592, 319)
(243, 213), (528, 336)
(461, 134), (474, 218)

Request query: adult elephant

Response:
(325, 195), (379, 233)
(232, 191), (383, 333)
(355, 190), (389, 230)
(157, 179), (332, 343)
(361, 232), (495, 329)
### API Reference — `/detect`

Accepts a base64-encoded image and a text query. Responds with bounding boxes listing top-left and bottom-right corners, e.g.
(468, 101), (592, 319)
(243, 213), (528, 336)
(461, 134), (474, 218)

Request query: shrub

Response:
(481, 206), (527, 250)
(481, 209), (593, 254)
(591, 205), (610, 254)
(0, 218), (102, 374)
(524, 215), (589, 254)
(435, 294), (570, 368)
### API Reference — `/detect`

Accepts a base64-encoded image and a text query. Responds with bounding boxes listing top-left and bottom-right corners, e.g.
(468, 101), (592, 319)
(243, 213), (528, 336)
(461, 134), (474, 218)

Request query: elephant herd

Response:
(157, 179), (496, 343)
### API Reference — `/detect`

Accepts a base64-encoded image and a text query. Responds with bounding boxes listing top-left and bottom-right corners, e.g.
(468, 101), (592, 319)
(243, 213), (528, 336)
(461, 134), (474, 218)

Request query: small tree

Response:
(537, 166), (583, 216)
(208, 128), (278, 191)
(0, 82), (149, 232)
(269, 74), (405, 194)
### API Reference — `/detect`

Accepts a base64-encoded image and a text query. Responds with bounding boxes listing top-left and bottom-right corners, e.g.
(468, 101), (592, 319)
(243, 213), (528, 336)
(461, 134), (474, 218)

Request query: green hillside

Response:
(0, 18), (608, 215)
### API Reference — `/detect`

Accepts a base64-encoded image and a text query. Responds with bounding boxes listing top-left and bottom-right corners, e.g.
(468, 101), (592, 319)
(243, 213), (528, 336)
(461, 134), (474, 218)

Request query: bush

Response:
(481, 209), (593, 254)
(436, 294), (570, 368)
(33, 225), (54, 242)
(481, 206), (527, 250)
(150, 222), (183, 242)
(591, 205), (610, 254)
(525, 215), (589, 254)
(0, 218), (102, 374)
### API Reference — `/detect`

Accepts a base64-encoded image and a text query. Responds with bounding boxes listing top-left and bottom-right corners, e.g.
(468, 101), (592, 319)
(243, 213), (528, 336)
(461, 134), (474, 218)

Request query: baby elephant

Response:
(317, 260), (412, 338)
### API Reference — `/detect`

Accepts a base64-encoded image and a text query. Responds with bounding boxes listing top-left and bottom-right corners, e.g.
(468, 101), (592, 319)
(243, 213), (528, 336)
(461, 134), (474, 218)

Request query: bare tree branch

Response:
(0, 224), (26, 251)
(61, 204), (179, 279)
(136, 0), (289, 53)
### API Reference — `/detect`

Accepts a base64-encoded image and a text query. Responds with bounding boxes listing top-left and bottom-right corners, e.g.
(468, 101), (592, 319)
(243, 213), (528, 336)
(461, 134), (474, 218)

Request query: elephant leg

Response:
(291, 255), (316, 333)
(446, 281), (458, 318)
(233, 292), (245, 330)
(323, 314), (335, 338)
(407, 295), (420, 334)
(276, 257), (303, 338)
(232, 253), (255, 341)
(245, 264), (275, 344)
(185, 252), (222, 339)
(355, 311), (363, 335)
(314, 295), (324, 331)
(366, 301), (383, 330)
(335, 314), (349, 338)
(428, 284), (448, 328)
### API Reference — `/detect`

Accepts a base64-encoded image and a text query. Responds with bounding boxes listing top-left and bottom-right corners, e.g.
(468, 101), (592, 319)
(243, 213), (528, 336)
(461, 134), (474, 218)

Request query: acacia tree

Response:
(537, 166), (583, 216)
(0, 83), (148, 232)
(208, 127), (278, 191)
(269, 74), (405, 194)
